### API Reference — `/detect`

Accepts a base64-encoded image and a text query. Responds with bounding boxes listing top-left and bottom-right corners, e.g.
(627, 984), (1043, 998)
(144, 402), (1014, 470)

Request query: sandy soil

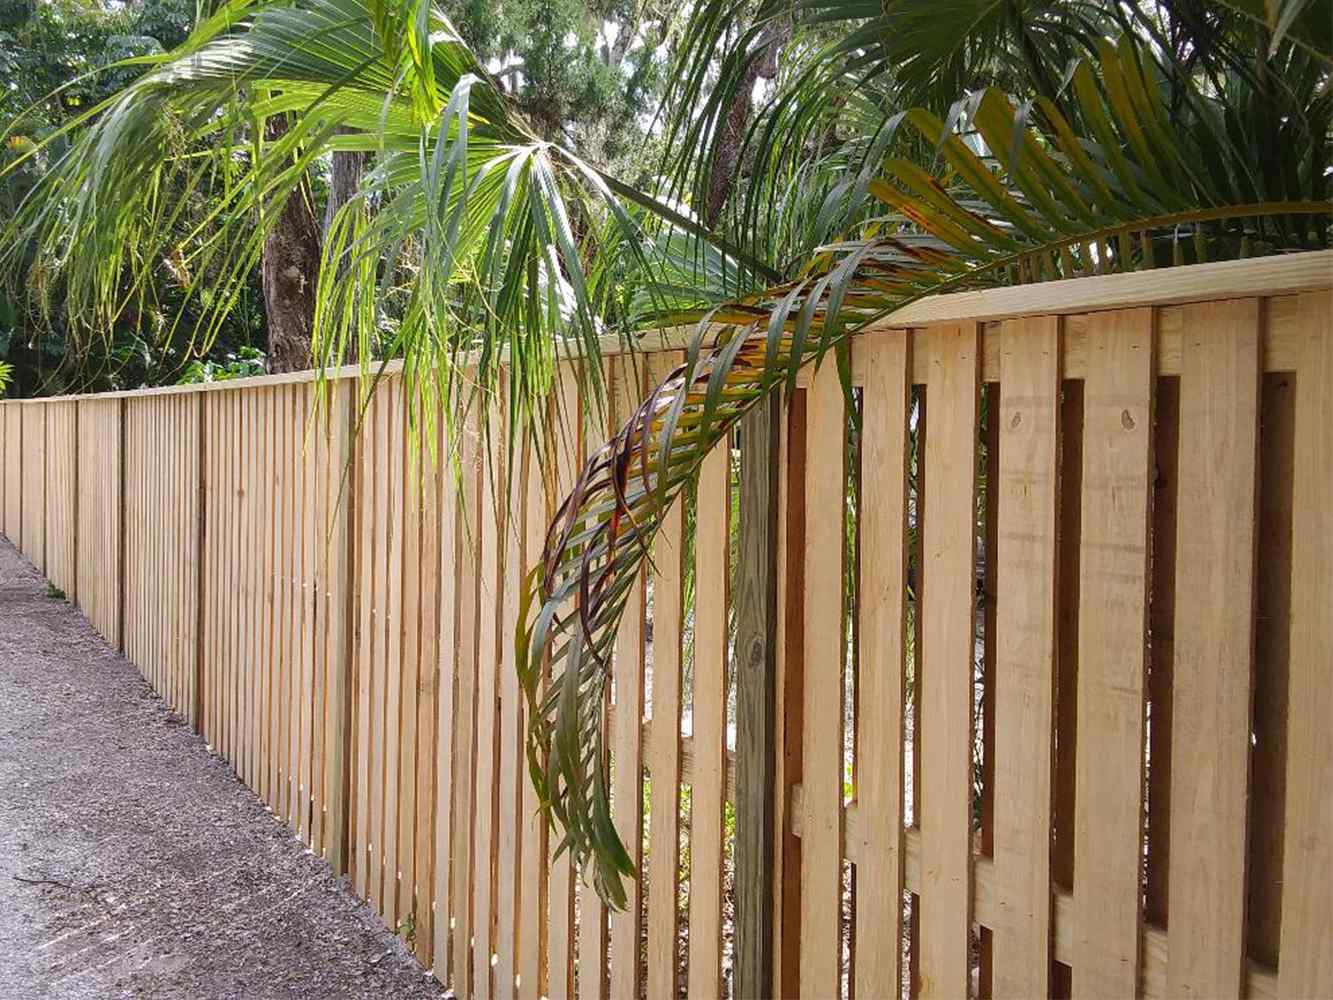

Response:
(0, 537), (446, 1000)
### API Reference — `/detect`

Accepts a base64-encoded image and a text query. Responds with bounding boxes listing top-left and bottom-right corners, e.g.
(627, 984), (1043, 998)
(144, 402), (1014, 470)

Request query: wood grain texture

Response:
(472, 404), (503, 1000)
(853, 334), (911, 1000)
(772, 388), (803, 999)
(576, 365), (610, 1000)
(917, 323), (980, 1000)
(1167, 299), (1260, 997)
(991, 316), (1061, 998)
(644, 357), (686, 1000)
(734, 389), (780, 1000)
(786, 784), (1283, 999)
(517, 436), (549, 1000)
(433, 407), (462, 983)
(1278, 290), (1333, 998)
(607, 358), (646, 1000)
(688, 432), (730, 1000)
(496, 382), (525, 1000)
(545, 370), (581, 1000)
(1072, 308), (1154, 999)
(452, 411), (484, 998)
(798, 359), (846, 1000)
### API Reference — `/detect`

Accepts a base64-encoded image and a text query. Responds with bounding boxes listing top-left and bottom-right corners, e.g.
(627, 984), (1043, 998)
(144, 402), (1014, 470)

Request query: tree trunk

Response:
(261, 116), (322, 374)
(323, 148), (367, 239)
(705, 19), (789, 228)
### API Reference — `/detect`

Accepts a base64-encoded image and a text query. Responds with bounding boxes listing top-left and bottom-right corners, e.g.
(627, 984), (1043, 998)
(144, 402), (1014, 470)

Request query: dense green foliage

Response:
(441, 0), (679, 178)
(0, 0), (268, 396)
(0, 0), (685, 396)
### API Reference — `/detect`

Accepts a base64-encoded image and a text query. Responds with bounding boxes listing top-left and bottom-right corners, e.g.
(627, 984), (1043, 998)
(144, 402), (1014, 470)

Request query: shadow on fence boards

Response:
(1, 251), (1330, 1000)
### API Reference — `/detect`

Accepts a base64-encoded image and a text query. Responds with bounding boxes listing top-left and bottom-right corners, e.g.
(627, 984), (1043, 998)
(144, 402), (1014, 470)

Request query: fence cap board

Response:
(870, 247), (1333, 329)
(4, 249), (1330, 406)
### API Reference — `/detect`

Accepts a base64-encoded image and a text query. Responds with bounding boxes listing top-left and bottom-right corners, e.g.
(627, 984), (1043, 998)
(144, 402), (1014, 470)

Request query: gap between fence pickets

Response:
(3, 249), (1328, 408)
(783, 785), (1280, 1000)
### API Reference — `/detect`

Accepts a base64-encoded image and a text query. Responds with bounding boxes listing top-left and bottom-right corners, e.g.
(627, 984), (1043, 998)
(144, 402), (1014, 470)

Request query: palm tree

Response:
(1, 0), (1328, 905)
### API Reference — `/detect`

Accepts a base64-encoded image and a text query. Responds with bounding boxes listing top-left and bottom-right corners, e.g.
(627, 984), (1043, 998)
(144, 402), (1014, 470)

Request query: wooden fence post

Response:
(116, 397), (127, 653)
(72, 401), (81, 607)
(327, 378), (357, 877)
(734, 389), (781, 1000)
(194, 393), (207, 734)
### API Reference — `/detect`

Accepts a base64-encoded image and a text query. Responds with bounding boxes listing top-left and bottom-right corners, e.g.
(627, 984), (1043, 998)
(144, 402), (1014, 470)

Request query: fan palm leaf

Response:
(0, 0), (776, 436)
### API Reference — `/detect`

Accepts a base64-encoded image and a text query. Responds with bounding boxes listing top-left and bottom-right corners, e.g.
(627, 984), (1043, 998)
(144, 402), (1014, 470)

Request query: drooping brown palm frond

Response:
(517, 36), (1332, 907)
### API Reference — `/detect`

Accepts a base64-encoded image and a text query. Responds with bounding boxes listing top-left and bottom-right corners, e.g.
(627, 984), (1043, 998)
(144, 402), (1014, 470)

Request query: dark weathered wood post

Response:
(734, 388), (781, 999)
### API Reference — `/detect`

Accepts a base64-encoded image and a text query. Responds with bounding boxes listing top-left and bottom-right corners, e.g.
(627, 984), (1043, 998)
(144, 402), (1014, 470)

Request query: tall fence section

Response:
(1, 252), (1330, 1000)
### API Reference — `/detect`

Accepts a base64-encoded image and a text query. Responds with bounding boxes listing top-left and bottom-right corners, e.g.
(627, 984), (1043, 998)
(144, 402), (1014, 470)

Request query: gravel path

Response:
(0, 537), (446, 1000)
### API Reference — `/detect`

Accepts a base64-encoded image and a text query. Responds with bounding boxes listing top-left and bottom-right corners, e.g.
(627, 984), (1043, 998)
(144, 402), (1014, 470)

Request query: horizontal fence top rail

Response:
(3, 249), (1329, 406)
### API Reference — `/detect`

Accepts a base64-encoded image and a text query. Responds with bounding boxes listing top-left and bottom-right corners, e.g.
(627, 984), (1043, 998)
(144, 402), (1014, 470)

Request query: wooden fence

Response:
(1, 251), (1330, 1000)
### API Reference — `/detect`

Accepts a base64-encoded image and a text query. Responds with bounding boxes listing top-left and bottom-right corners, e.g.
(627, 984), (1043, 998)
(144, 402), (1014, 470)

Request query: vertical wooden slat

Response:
(286, 385), (303, 823)
(212, 395), (224, 746)
(1277, 289), (1333, 997)
(191, 395), (205, 731)
(775, 388), (806, 999)
(433, 404), (461, 983)
(644, 358), (686, 1000)
(798, 358), (847, 1000)
(576, 375), (611, 1000)
(299, 385), (319, 844)
(415, 414), (442, 968)
(453, 410), (484, 998)
(546, 367), (582, 1000)
(22, 404), (46, 570)
(250, 389), (265, 793)
(473, 398), (503, 1000)
(310, 390), (329, 853)
(223, 396), (238, 765)
(991, 316), (1061, 997)
(1072, 308), (1154, 998)
(326, 380), (357, 875)
(383, 380), (406, 928)
(688, 431), (730, 1000)
(408, 415), (434, 964)
(608, 358), (646, 1000)
(229, 396), (241, 773)
(734, 383), (780, 1000)
(916, 323), (980, 1000)
(517, 430), (548, 1000)
(3, 406), (19, 542)
(496, 406), (525, 1000)
(355, 385), (376, 897)
(1166, 299), (1260, 997)
(370, 389), (393, 908)
(853, 333), (911, 1000)
(395, 410), (420, 942)
(276, 385), (290, 814)
(267, 387), (282, 802)
(199, 396), (214, 741)
(0, 404), (6, 538)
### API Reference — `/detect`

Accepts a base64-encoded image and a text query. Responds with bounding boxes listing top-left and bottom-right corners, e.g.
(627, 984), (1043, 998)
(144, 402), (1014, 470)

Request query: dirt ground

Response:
(0, 537), (447, 1000)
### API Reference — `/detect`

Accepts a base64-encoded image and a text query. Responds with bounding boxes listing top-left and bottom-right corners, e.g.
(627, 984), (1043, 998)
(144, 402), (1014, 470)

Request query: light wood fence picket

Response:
(2, 251), (1330, 1000)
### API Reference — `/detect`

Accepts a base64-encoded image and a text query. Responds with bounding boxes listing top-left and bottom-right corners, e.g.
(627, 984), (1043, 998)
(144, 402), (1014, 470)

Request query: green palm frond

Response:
(1, 0), (772, 444)
(518, 37), (1331, 908)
